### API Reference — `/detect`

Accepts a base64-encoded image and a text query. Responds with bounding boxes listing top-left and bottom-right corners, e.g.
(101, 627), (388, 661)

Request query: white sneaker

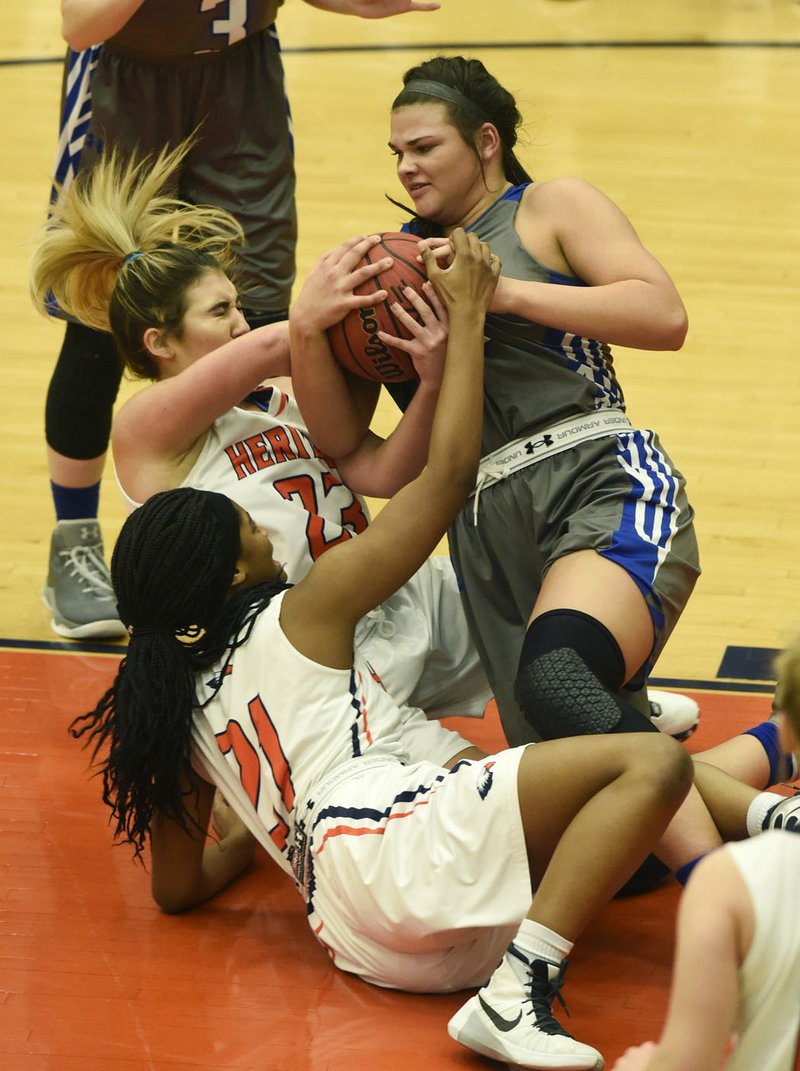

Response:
(448, 948), (604, 1070)
(762, 793), (800, 833)
(647, 689), (700, 742)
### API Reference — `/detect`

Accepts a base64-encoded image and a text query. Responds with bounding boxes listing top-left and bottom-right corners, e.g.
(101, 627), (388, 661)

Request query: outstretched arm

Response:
(61, 0), (145, 48)
(112, 321), (291, 501)
(303, 0), (440, 16)
(149, 772), (256, 915)
(282, 229), (499, 669)
(330, 282), (450, 496)
(610, 848), (748, 1071)
(288, 235), (391, 460)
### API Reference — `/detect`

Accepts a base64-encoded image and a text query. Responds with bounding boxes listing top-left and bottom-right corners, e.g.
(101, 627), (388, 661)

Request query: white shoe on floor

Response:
(448, 948), (604, 1070)
(647, 689), (700, 742)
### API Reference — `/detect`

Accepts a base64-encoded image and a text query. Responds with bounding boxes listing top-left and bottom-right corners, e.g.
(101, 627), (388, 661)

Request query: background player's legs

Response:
(450, 733), (692, 1069)
(43, 321), (125, 639)
(695, 706), (799, 787)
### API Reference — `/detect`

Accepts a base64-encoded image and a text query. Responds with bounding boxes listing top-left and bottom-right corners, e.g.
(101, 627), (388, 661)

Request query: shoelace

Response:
(525, 960), (572, 1036)
(60, 544), (114, 598)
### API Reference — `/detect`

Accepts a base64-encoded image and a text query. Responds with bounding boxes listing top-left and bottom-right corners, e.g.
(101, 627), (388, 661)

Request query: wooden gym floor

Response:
(2, 1), (800, 1068)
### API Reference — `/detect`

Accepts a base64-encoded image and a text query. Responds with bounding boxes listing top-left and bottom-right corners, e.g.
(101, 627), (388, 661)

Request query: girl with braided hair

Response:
(31, 139), (492, 726)
(72, 230), (695, 1070)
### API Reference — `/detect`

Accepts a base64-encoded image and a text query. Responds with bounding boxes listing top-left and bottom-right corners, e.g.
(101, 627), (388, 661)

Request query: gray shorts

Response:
(450, 430), (701, 746)
(56, 28), (295, 316)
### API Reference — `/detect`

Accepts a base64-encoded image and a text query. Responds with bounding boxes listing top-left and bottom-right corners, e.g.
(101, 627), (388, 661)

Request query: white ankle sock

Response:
(512, 918), (573, 964)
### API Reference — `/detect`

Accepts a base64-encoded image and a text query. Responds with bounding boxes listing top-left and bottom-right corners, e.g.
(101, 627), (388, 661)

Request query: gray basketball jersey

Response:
(467, 183), (626, 454)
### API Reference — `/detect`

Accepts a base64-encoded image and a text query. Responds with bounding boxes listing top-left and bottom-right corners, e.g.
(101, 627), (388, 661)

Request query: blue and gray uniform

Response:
(406, 184), (700, 747)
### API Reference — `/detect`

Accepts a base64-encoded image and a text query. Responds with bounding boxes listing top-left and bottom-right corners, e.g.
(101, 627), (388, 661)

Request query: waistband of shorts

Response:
(289, 755), (405, 901)
(469, 409), (632, 523)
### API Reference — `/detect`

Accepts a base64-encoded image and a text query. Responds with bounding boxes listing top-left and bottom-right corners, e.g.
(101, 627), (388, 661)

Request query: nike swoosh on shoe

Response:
(478, 994), (522, 1032)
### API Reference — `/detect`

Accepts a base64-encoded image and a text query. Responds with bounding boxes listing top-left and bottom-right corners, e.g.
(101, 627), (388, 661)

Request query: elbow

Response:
(664, 308), (688, 351)
(447, 465), (479, 508)
(653, 296), (688, 351)
(151, 878), (197, 915)
(63, 26), (102, 50)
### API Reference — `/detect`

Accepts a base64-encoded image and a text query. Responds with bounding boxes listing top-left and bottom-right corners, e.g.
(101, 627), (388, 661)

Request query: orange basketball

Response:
(326, 232), (427, 384)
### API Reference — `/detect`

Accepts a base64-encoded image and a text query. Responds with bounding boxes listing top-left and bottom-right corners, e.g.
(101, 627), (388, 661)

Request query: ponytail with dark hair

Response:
(388, 55), (532, 236)
(70, 488), (287, 857)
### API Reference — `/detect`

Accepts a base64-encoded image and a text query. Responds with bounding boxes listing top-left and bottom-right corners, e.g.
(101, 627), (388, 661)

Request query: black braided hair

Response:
(70, 488), (288, 858)
(387, 55), (532, 238)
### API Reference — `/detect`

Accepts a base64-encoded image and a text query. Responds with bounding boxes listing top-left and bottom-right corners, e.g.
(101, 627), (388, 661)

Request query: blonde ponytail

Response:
(30, 138), (245, 378)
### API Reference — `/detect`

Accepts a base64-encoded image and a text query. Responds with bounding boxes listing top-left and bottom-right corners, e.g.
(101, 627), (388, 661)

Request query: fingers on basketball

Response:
(326, 233), (428, 383)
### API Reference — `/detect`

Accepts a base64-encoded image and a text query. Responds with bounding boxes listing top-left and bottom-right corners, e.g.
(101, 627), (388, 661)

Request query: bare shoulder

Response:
(688, 845), (744, 894)
(515, 178), (610, 274)
(112, 383), (155, 442)
(523, 177), (618, 216)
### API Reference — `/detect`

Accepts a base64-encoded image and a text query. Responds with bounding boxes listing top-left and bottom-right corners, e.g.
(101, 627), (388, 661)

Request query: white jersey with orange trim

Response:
(176, 385), (370, 583)
(116, 387), (365, 584)
(190, 591), (474, 888)
(117, 384), (492, 721)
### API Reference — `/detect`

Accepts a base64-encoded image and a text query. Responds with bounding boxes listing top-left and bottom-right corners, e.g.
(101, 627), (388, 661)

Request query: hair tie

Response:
(394, 80), (485, 124)
(123, 251), (144, 266)
(128, 624), (174, 639)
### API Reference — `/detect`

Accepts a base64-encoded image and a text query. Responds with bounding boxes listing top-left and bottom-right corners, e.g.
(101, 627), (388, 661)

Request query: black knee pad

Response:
(45, 321), (122, 458)
(514, 609), (657, 740)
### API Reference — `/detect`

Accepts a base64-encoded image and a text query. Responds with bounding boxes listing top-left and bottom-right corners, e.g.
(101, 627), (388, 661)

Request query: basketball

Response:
(326, 232), (428, 383)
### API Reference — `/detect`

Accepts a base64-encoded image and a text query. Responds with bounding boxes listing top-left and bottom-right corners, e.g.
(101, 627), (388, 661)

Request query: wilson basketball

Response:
(326, 232), (427, 383)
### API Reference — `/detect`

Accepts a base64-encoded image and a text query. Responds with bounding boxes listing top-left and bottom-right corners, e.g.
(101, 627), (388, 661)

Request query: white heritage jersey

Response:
(190, 592), (472, 889)
(184, 386), (369, 583)
(116, 384), (492, 722)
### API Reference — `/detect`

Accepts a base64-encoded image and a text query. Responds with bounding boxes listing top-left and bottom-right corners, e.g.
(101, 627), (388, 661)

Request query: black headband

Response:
(394, 80), (485, 124)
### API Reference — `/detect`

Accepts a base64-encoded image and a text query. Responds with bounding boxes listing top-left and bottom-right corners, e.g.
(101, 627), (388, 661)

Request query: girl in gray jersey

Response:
(295, 55), (701, 753)
(293, 56), (722, 891)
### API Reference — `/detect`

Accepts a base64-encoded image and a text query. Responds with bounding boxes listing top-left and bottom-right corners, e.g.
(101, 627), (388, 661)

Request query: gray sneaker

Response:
(42, 519), (127, 640)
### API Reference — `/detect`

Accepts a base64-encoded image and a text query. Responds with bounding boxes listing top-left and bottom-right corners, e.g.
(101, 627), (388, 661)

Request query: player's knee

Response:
(515, 645), (623, 739)
(515, 609), (652, 740)
(630, 733), (694, 808)
(46, 321), (122, 457)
